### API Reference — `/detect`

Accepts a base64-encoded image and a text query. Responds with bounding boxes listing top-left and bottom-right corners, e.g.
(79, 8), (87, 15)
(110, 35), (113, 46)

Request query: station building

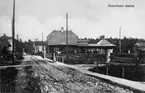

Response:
(46, 28), (78, 53)
(46, 28), (115, 54)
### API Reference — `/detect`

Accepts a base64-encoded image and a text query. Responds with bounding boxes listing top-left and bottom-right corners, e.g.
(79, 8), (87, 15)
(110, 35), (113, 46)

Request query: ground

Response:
(0, 55), (134, 93)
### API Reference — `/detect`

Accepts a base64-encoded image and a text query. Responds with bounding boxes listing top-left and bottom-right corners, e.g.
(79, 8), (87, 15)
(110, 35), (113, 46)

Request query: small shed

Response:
(0, 34), (12, 54)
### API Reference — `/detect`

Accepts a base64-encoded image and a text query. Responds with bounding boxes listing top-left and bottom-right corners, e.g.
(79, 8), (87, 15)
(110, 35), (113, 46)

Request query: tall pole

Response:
(12, 0), (15, 62)
(42, 32), (45, 58)
(17, 34), (19, 52)
(66, 13), (68, 63)
(33, 29), (35, 54)
(119, 27), (121, 53)
(42, 32), (43, 51)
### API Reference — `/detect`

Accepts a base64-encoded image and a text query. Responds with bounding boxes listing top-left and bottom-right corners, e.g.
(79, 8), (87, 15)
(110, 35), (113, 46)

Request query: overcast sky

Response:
(0, 0), (145, 41)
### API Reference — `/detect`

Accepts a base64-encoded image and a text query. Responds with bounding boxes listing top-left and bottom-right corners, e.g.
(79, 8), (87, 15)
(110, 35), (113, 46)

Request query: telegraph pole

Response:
(119, 27), (125, 78)
(42, 32), (43, 51)
(12, 0), (15, 62)
(42, 32), (44, 58)
(66, 13), (68, 63)
(119, 27), (121, 53)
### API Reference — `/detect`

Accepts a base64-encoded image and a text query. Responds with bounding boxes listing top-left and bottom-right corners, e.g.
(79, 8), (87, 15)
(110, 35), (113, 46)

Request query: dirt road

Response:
(1, 55), (133, 93)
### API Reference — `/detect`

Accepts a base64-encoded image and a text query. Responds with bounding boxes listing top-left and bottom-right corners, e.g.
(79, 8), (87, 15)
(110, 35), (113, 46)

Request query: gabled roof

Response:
(47, 30), (78, 45)
(96, 39), (115, 47)
(0, 34), (12, 40)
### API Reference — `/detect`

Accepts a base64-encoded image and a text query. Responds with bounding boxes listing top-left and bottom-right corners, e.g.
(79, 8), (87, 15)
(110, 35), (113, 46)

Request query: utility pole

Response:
(42, 32), (44, 58)
(12, 0), (15, 62)
(119, 27), (121, 53)
(42, 32), (43, 51)
(66, 13), (68, 63)
(33, 29), (35, 55)
(17, 34), (19, 52)
(119, 27), (124, 78)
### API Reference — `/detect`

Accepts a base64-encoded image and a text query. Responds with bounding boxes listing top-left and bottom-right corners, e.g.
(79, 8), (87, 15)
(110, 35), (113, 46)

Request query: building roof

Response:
(78, 39), (115, 47)
(0, 34), (11, 47)
(78, 39), (115, 48)
(0, 34), (12, 40)
(95, 39), (115, 47)
(47, 30), (78, 45)
(34, 41), (47, 45)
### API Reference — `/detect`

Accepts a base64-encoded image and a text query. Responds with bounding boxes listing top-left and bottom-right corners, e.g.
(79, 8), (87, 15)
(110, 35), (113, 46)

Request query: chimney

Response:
(3, 33), (6, 36)
(17, 34), (19, 41)
(100, 35), (105, 40)
(61, 27), (64, 32)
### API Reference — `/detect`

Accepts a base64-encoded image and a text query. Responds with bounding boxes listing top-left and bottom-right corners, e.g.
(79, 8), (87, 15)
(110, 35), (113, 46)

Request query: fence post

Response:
(96, 61), (98, 72)
(122, 65), (125, 78)
(62, 57), (64, 63)
(106, 63), (109, 75)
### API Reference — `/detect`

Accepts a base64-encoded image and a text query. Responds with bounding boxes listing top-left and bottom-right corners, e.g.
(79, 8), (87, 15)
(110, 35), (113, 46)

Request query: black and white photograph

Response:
(0, 0), (145, 93)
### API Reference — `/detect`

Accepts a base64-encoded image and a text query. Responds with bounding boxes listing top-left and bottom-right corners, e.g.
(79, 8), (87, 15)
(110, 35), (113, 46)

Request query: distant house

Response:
(0, 34), (12, 52)
(47, 28), (78, 53)
(135, 41), (145, 52)
(33, 41), (46, 54)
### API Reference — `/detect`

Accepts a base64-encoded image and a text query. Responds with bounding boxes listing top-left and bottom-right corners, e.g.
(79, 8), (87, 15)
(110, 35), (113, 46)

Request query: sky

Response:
(0, 0), (145, 41)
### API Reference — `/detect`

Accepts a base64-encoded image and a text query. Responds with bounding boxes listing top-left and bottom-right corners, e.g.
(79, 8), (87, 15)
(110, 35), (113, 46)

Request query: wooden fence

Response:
(46, 53), (145, 64)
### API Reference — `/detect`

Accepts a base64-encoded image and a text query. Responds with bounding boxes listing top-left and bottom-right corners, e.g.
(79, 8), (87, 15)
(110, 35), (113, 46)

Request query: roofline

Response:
(47, 44), (116, 48)
(48, 44), (78, 46)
